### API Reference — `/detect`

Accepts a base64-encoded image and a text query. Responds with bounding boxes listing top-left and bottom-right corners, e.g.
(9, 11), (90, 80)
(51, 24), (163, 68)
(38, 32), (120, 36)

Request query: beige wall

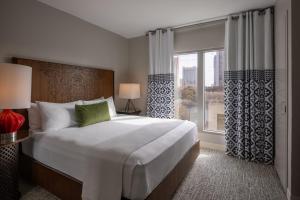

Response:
(128, 36), (149, 114)
(275, 0), (300, 199)
(274, 0), (290, 193)
(174, 21), (225, 53)
(0, 0), (129, 109)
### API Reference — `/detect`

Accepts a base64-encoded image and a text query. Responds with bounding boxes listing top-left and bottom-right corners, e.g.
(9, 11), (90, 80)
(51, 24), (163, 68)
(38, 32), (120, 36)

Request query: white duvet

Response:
(82, 118), (183, 200)
(23, 115), (198, 200)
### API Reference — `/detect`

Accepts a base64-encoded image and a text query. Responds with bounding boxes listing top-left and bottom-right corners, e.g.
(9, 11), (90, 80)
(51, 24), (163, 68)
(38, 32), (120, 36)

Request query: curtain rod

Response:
(230, 6), (274, 16)
(173, 15), (227, 30)
(230, 6), (274, 19)
(146, 6), (274, 36)
(146, 15), (226, 36)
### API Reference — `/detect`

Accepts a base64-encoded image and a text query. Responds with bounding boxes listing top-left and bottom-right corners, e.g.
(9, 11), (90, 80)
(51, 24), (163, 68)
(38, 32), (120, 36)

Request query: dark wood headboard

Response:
(13, 58), (114, 102)
(12, 57), (114, 129)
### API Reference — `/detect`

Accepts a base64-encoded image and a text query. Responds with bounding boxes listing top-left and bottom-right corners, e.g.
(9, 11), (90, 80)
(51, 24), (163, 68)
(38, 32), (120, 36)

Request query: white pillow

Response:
(106, 97), (117, 117)
(27, 103), (41, 130)
(82, 97), (104, 105)
(83, 96), (116, 117)
(37, 100), (83, 131)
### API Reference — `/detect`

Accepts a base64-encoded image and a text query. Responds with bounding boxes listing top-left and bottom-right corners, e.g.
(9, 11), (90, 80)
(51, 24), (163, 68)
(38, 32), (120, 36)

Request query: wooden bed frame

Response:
(14, 57), (200, 200)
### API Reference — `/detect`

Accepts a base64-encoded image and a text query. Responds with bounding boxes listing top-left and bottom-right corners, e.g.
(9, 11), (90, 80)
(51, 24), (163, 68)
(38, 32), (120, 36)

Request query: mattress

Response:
(22, 115), (198, 199)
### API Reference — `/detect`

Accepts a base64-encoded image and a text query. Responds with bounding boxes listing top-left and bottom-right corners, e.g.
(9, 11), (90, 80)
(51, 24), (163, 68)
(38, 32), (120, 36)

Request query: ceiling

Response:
(38, 0), (276, 39)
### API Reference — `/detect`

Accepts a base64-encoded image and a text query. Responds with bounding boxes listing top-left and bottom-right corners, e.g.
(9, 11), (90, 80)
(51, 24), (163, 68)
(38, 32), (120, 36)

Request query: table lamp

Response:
(0, 63), (32, 143)
(119, 83), (140, 112)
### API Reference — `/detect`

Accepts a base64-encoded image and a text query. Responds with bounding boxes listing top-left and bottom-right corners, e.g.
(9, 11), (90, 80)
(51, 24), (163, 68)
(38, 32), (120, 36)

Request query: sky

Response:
(204, 52), (217, 86)
(175, 52), (216, 87)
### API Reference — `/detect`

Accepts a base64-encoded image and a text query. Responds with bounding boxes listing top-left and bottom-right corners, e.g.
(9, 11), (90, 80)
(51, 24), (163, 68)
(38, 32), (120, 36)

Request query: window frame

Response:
(174, 48), (225, 135)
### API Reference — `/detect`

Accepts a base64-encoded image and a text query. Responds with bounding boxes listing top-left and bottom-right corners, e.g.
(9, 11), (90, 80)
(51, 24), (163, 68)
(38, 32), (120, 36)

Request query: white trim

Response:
(200, 141), (225, 151)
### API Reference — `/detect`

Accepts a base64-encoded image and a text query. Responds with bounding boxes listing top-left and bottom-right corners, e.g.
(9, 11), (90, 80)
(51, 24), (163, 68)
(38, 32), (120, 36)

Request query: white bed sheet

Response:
(22, 115), (198, 200)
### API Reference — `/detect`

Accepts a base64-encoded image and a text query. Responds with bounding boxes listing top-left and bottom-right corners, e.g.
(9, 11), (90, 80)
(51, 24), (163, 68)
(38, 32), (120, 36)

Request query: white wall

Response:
(274, 1), (300, 199)
(128, 36), (149, 113)
(0, 0), (129, 109)
(274, 0), (290, 194)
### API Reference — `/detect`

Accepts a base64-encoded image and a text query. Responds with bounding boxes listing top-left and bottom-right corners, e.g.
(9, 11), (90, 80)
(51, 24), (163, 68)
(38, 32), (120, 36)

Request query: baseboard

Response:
(287, 188), (300, 200)
(200, 141), (225, 151)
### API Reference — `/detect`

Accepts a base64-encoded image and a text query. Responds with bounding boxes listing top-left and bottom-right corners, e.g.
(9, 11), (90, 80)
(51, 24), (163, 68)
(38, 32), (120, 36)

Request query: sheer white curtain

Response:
(147, 28), (175, 118)
(224, 8), (274, 164)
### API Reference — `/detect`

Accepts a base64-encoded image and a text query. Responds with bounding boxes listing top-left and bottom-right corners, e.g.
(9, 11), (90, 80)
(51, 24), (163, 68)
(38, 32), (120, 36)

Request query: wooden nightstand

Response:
(0, 130), (30, 200)
(117, 110), (141, 115)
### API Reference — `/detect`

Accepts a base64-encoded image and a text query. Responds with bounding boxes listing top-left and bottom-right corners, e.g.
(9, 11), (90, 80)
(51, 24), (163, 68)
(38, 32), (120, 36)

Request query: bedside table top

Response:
(0, 130), (30, 148)
(117, 110), (141, 115)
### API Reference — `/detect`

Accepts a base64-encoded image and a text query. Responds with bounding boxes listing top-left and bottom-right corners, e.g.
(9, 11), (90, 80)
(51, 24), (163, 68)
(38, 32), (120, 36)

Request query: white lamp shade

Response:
(0, 63), (32, 109)
(119, 83), (140, 99)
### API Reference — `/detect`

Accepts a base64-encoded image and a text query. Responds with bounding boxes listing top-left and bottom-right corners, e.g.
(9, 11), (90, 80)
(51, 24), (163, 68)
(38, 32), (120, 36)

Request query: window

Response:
(174, 49), (225, 134)
(173, 53), (198, 124)
(203, 50), (225, 133)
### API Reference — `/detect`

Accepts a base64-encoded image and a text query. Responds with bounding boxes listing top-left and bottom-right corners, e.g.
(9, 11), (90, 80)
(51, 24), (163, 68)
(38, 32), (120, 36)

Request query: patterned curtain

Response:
(147, 29), (175, 118)
(224, 8), (274, 164)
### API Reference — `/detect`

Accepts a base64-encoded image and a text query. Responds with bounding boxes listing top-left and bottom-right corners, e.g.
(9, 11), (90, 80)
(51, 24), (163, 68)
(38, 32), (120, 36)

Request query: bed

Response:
(14, 57), (200, 200)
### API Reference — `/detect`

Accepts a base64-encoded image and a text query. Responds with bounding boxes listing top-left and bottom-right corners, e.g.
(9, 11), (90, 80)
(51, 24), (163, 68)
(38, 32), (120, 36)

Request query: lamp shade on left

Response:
(0, 63), (32, 133)
(0, 63), (32, 109)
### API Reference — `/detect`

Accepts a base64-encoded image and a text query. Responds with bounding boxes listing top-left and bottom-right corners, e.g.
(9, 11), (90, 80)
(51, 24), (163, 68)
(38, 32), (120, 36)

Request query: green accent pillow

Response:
(75, 102), (111, 127)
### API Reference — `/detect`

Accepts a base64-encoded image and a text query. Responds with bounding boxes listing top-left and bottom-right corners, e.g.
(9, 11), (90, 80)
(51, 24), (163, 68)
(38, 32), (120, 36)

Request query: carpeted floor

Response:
(173, 149), (286, 200)
(20, 149), (286, 200)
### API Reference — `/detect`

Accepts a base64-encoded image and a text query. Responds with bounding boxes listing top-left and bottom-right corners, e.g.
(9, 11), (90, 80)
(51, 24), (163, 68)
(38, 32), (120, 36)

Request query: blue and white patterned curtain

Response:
(224, 8), (274, 164)
(147, 29), (175, 118)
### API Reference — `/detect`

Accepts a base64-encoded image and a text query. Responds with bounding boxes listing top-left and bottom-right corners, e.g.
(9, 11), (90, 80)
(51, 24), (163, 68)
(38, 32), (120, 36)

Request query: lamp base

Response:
(0, 109), (25, 133)
(0, 132), (17, 144)
(124, 99), (137, 113)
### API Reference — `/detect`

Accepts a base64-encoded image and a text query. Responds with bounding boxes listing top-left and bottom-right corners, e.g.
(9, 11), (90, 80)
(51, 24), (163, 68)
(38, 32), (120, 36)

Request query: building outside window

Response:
(174, 49), (225, 134)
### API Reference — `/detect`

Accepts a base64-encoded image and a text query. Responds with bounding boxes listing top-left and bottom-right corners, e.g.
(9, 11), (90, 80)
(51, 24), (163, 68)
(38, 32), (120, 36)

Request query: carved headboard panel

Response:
(12, 57), (114, 130)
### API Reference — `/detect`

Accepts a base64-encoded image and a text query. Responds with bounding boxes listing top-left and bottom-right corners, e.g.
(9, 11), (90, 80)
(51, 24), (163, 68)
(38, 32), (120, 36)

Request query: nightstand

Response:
(0, 130), (30, 200)
(117, 110), (142, 115)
